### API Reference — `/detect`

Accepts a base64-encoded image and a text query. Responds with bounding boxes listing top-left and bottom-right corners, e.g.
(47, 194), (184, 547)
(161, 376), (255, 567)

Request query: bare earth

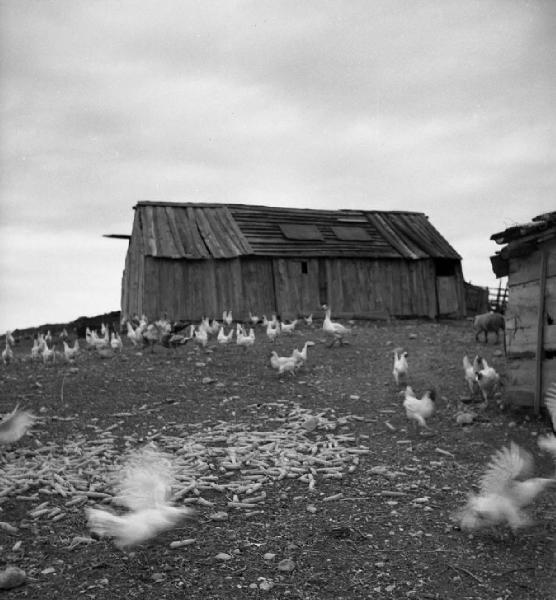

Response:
(1, 319), (555, 599)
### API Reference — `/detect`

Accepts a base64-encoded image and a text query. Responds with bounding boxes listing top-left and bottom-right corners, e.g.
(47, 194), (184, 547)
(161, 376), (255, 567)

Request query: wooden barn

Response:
(490, 211), (556, 412)
(117, 201), (466, 322)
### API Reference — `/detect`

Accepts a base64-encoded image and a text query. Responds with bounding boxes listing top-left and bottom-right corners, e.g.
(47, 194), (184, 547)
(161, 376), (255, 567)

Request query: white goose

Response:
(322, 305), (351, 346)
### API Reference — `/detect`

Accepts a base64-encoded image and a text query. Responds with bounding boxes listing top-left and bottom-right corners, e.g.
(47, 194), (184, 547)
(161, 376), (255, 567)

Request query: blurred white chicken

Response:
(2, 331), (14, 365)
(475, 358), (500, 407)
(193, 326), (208, 350)
(266, 319), (280, 343)
(237, 327), (255, 350)
(400, 386), (435, 430)
(217, 326), (234, 345)
(86, 445), (195, 549)
(0, 405), (37, 445)
(126, 321), (145, 347)
(63, 339), (80, 361)
(462, 355), (478, 395)
(291, 341), (315, 368)
(110, 332), (123, 352)
(281, 319), (298, 335)
(223, 310), (233, 327)
(248, 312), (260, 326)
(322, 305), (352, 346)
(304, 314), (313, 327)
(457, 442), (554, 532)
(392, 349), (409, 386)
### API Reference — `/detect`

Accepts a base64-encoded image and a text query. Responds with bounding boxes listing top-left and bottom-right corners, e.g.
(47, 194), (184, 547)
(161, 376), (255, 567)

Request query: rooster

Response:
(322, 305), (352, 347)
(0, 405), (37, 445)
(392, 349), (409, 386)
(400, 386), (435, 430)
(457, 442), (554, 532)
(475, 358), (500, 407)
(85, 445), (195, 548)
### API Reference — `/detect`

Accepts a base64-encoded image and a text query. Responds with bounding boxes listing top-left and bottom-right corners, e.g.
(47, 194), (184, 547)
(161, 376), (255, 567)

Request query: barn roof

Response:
(133, 201), (461, 261)
(490, 211), (556, 278)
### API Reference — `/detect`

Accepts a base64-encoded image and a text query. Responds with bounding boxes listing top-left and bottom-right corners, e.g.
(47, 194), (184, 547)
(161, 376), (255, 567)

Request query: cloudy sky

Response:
(1, 0), (554, 332)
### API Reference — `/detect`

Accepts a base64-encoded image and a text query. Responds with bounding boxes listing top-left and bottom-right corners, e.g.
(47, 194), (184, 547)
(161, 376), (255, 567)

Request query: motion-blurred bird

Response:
(393, 349), (409, 386)
(538, 383), (556, 472)
(0, 405), (37, 445)
(462, 355), (478, 395)
(86, 445), (195, 549)
(400, 386), (435, 430)
(457, 442), (554, 532)
(475, 358), (500, 407)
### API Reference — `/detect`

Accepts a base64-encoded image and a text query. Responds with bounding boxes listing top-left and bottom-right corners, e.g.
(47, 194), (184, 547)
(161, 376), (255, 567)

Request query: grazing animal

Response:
(237, 327), (255, 350)
(322, 304), (352, 346)
(63, 339), (80, 361)
(392, 349), (409, 386)
(0, 405), (37, 445)
(217, 326), (234, 345)
(292, 341), (315, 368)
(85, 446), (195, 548)
(457, 442), (554, 532)
(401, 386), (435, 430)
(281, 319), (299, 335)
(473, 311), (505, 344)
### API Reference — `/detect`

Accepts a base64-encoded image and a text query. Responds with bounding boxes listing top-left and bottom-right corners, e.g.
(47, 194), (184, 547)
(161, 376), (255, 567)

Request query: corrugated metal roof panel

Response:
(133, 201), (460, 260)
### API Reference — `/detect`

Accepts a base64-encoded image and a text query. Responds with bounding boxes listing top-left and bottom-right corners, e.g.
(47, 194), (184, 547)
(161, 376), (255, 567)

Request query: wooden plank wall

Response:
(272, 258), (320, 319)
(121, 214), (145, 319)
(324, 258), (438, 318)
(505, 238), (556, 355)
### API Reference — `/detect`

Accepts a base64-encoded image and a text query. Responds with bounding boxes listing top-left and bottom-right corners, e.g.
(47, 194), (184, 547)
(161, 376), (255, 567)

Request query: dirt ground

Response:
(1, 318), (555, 599)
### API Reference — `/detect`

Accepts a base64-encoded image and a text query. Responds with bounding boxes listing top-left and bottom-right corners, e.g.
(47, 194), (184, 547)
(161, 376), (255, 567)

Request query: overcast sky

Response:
(1, 0), (554, 332)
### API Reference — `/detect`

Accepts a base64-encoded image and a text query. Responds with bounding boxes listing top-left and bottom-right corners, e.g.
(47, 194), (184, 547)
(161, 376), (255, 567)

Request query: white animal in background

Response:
(59, 328), (69, 341)
(63, 339), (80, 361)
(392, 349), (409, 386)
(85, 445), (195, 548)
(237, 327), (255, 350)
(538, 383), (556, 473)
(0, 405), (37, 445)
(111, 332), (123, 352)
(45, 330), (52, 346)
(281, 319), (299, 335)
(193, 326), (208, 349)
(223, 310), (233, 327)
(463, 355), (478, 395)
(401, 386), (435, 430)
(126, 321), (144, 347)
(292, 341), (315, 368)
(217, 326), (234, 345)
(304, 314), (313, 327)
(266, 320), (280, 343)
(31, 337), (41, 360)
(42, 343), (55, 364)
(208, 319), (220, 335)
(475, 358), (501, 407)
(457, 442), (554, 532)
(248, 312), (260, 326)
(322, 304), (352, 346)
(269, 351), (298, 376)
(278, 358), (299, 376)
(2, 332), (14, 365)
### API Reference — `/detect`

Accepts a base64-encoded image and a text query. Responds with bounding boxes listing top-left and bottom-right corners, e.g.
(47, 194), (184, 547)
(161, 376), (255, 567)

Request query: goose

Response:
(322, 305), (351, 346)
(292, 341), (315, 367)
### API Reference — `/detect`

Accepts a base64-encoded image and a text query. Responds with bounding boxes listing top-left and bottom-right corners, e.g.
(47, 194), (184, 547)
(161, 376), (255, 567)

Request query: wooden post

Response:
(534, 248), (548, 415)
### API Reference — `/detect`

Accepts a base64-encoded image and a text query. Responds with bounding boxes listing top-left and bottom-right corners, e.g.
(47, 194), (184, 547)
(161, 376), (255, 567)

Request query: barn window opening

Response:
(279, 224), (323, 241)
(332, 226), (372, 241)
(301, 261), (308, 274)
(435, 258), (457, 276)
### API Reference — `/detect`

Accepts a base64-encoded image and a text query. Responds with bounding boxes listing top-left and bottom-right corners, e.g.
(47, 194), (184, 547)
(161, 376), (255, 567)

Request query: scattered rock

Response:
(277, 558), (296, 572)
(0, 566), (26, 590)
(215, 553), (232, 561)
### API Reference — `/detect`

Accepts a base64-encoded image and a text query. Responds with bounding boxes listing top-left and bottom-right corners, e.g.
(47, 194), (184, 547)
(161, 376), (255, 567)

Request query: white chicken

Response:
(63, 339), (80, 361)
(475, 358), (500, 407)
(223, 310), (233, 327)
(266, 320), (280, 343)
(237, 327), (255, 350)
(110, 332), (123, 352)
(281, 319), (299, 335)
(322, 305), (352, 346)
(462, 355), (478, 395)
(0, 405), (37, 445)
(193, 326), (208, 350)
(31, 337), (41, 360)
(291, 341), (315, 368)
(392, 349), (409, 386)
(126, 321), (145, 347)
(400, 386), (435, 430)
(85, 445), (195, 549)
(217, 326), (234, 345)
(304, 314), (313, 327)
(2, 332), (14, 365)
(457, 442), (554, 532)
(42, 343), (55, 364)
(248, 312), (260, 326)
(270, 351), (298, 376)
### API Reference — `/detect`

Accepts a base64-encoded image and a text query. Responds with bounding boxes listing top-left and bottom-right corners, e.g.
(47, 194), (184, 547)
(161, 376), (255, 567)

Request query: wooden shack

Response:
(490, 211), (556, 412)
(118, 201), (466, 322)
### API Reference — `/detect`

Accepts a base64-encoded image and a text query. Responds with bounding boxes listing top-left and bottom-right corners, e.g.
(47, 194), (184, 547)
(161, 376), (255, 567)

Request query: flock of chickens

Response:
(1, 305), (556, 548)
